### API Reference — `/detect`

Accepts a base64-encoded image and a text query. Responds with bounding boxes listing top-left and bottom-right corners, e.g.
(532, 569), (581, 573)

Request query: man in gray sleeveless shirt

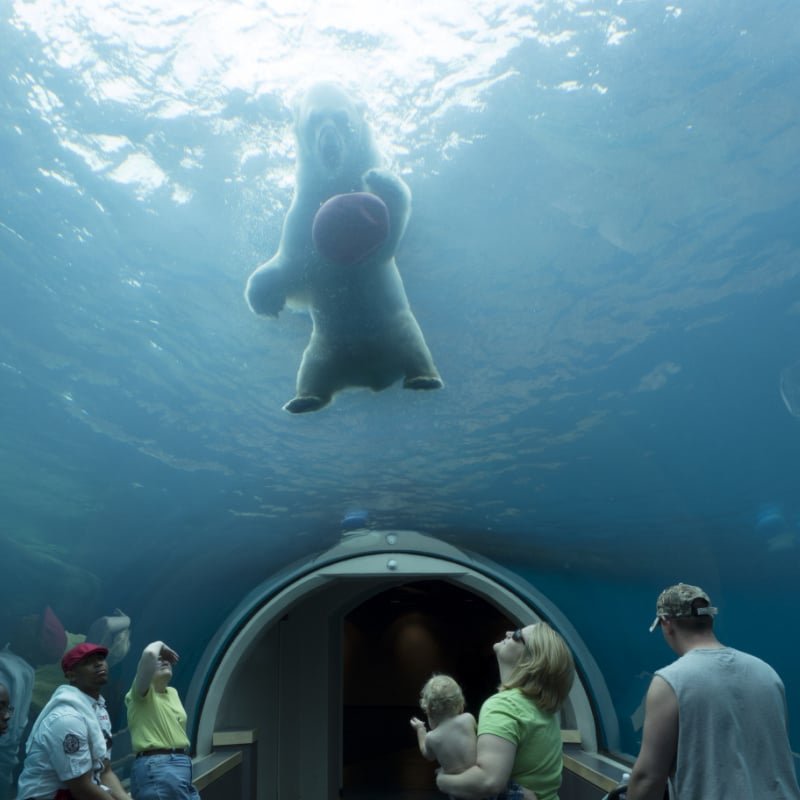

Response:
(627, 583), (800, 800)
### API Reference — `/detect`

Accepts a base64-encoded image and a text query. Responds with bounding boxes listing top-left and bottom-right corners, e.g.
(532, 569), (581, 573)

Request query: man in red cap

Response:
(16, 643), (130, 800)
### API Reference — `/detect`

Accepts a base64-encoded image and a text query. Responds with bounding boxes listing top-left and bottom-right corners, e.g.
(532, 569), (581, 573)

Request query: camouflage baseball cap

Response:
(649, 583), (718, 632)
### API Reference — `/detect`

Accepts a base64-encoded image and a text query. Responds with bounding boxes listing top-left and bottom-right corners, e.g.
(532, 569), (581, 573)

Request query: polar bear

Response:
(244, 82), (443, 413)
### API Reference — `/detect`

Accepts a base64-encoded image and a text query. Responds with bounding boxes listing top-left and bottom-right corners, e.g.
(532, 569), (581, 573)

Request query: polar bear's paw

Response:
(283, 395), (329, 414)
(403, 376), (444, 391)
(245, 266), (287, 318)
(363, 168), (406, 200)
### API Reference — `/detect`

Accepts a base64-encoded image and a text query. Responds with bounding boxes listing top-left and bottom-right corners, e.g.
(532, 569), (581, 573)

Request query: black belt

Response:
(136, 748), (188, 758)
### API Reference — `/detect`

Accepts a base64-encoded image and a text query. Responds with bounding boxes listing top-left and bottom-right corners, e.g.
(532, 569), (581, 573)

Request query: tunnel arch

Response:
(186, 530), (619, 798)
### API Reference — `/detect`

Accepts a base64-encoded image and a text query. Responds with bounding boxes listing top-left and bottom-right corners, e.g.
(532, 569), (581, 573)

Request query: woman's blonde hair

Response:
(500, 622), (575, 714)
(420, 674), (465, 724)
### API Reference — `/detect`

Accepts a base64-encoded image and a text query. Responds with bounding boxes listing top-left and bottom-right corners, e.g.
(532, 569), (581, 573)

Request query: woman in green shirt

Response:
(436, 622), (574, 800)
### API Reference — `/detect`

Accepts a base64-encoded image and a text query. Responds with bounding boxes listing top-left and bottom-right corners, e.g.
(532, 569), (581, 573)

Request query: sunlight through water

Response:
(10, 0), (635, 197)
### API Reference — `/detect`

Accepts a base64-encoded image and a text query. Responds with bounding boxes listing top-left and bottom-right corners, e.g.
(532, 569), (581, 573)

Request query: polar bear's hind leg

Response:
(404, 375), (444, 391)
(283, 394), (330, 414)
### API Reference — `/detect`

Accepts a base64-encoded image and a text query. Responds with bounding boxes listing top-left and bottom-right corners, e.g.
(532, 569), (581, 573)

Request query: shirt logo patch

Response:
(63, 733), (81, 754)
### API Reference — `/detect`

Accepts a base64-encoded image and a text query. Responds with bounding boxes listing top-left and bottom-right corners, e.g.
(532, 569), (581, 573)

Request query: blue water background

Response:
(1, 0), (800, 760)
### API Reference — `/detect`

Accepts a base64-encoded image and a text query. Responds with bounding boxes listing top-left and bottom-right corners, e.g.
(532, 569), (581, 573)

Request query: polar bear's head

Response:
(294, 83), (378, 183)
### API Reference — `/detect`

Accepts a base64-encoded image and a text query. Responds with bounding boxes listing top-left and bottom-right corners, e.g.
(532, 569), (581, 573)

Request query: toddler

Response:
(411, 674), (536, 800)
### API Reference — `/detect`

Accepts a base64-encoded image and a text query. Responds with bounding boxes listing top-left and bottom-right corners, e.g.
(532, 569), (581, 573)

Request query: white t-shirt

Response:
(16, 694), (111, 799)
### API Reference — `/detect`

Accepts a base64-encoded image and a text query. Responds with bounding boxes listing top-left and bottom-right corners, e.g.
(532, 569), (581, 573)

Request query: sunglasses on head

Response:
(511, 629), (525, 644)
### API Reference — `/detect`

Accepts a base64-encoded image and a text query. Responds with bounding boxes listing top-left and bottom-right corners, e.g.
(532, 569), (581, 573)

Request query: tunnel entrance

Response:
(341, 579), (514, 794)
(190, 530), (609, 799)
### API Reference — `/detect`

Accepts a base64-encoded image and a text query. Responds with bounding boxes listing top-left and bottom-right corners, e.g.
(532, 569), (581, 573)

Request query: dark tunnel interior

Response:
(342, 580), (514, 792)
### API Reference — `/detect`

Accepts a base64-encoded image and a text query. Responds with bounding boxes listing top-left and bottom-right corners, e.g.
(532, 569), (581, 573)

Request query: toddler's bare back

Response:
(426, 712), (477, 774)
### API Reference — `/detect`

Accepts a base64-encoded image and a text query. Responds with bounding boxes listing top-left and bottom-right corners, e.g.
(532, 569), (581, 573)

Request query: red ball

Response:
(312, 192), (390, 266)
